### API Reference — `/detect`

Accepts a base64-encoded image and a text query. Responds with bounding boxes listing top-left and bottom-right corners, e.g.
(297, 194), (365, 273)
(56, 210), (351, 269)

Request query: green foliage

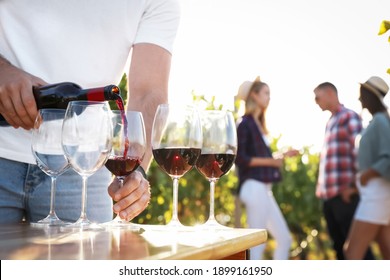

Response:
(270, 140), (333, 259)
(110, 73), (128, 110)
(378, 20), (390, 38)
(378, 20), (390, 75)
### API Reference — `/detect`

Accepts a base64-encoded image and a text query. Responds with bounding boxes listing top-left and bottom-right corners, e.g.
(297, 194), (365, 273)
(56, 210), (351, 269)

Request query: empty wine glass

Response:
(61, 101), (112, 229)
(31, 109), (70, 226)
(195, 110), (237, 228)
(151, 104), (202, 227)
(103, 110), (146, 229)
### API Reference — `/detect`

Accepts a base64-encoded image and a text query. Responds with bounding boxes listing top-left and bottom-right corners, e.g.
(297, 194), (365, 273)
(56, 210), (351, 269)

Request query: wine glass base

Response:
(166, 219), (184, 227)
(101, 219), (144, 232)
(64, 217), (103, 231)
(30, 214), (70, 227)
(164, 219), (195, 231)
(200, 219), (231, 230)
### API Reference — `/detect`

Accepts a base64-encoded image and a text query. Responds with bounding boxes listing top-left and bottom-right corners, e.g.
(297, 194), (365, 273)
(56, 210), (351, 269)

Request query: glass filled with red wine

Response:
(31, 109), (70, 226)
(151, 104), (202, 227)
(195, 110), (237, 229)
(103, 110), (146, 229)
(61, 101), (112, 229)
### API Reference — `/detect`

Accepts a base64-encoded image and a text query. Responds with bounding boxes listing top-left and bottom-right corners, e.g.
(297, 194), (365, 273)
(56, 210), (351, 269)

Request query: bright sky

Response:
(168, 0), (390, 152)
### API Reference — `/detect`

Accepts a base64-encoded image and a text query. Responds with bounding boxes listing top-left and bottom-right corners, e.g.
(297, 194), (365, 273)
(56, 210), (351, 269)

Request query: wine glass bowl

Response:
(61, 101), (112, 229)
(31, 109), (70, 226)
(195, 153), (236, 180)
(103, 110), (146, 228)
(195, 110), (237, 228)
(152, 148), (200, 178)
(151, 104), (202, 227)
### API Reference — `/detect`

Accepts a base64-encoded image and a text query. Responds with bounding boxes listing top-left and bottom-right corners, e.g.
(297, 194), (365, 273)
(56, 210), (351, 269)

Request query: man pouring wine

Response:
(0, 0), (180, 224)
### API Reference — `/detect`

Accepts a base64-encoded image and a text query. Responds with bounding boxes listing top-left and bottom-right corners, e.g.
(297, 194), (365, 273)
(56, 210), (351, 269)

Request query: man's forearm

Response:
(127, 44), (171, 172)
(128, 90), (167, 172)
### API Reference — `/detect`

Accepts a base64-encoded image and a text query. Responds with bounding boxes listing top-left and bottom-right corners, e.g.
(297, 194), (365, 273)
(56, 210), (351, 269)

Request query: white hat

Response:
(236, 76), (261, 101)
(360, 76), (389, 107)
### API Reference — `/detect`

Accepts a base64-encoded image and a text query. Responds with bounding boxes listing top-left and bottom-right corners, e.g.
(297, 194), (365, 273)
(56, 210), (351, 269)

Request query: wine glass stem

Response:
(171, 177), (180, 223)
(79, 176), (88, 220)
(113, 177), (124, 221)
(209, 179), (216, 221)
(49, 176), (57, 216)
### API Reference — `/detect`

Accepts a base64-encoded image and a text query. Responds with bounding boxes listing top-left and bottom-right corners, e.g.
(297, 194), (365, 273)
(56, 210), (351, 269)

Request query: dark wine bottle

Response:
(0, 82), (121, 126)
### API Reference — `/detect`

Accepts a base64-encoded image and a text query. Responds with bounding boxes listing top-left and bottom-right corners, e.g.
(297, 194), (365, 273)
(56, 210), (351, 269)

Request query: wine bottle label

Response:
(86, 88), (105, 101)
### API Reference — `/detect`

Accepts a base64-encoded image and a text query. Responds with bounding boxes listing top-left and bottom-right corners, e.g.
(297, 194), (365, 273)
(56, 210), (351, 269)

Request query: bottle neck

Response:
(82, 85), (121, 101)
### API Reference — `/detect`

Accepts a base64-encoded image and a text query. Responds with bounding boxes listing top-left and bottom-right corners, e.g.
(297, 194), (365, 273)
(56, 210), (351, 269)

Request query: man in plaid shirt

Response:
(314, 82), (374, 259)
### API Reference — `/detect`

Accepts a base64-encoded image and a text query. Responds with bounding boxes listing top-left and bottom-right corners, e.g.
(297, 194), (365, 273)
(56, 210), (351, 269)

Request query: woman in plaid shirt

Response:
(235, 76), (297, 260)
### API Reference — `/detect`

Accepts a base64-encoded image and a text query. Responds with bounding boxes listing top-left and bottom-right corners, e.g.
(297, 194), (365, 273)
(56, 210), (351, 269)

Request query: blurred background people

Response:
(313, 82), (374, 259)
(344, 76), (390, 260)
(235, 76), (297, 260)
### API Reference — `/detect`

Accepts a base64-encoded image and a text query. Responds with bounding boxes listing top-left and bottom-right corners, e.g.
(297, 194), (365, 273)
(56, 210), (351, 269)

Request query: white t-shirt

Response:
(0, 0), (180, 164)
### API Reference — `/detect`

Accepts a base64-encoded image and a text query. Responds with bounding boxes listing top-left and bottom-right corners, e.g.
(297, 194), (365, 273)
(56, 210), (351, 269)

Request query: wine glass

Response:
(195, 110), (237, 228)
(61, 101), (112, 229)
(151, 104), (202, 227)
(103, 110), (146, 229)
(31, 109), (70, 226)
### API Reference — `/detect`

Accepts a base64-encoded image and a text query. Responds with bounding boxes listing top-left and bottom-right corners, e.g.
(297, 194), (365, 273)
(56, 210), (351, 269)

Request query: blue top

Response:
(358, 112), (390, 181)
(235, 115), (281, 194)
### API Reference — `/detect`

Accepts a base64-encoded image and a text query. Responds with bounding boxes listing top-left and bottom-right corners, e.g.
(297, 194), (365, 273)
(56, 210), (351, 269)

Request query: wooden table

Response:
(0, 223), (267, 260)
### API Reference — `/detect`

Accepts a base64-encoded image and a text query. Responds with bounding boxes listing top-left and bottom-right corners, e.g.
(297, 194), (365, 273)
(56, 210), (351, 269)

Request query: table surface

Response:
(0, 223), (267, 260)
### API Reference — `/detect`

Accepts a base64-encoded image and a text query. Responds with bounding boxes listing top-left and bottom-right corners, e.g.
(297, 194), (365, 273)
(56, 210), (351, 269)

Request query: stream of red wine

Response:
(115, 97), (129, 158)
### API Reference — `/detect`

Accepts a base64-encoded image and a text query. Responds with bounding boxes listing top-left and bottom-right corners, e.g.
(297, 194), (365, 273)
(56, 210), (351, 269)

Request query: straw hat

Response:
(360, 76), (389, 107)
(236, 76), (261, 101)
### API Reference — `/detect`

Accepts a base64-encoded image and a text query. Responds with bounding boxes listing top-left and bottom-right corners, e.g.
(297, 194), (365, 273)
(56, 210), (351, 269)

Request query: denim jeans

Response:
(0, 157), (113, 224)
